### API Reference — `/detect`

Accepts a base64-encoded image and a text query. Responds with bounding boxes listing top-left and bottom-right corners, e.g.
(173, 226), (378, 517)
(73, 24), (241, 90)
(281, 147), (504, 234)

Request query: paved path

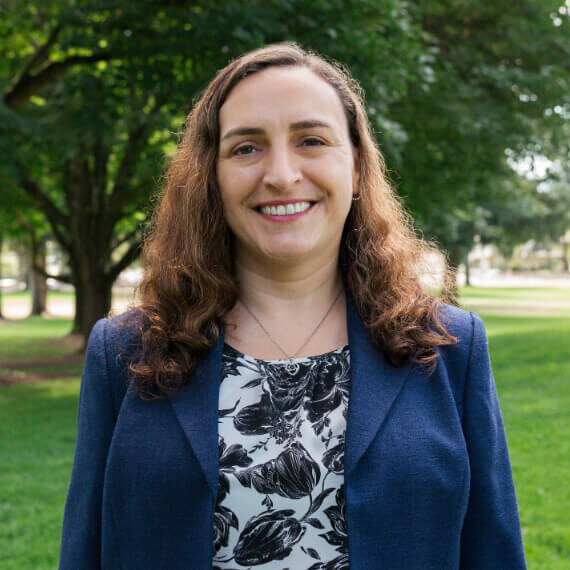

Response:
(460, 270), (570, 288)
(1, 296), (133, 320)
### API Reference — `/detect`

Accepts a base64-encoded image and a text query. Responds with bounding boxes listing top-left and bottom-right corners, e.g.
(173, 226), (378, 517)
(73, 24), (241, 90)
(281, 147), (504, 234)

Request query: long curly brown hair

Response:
(128, 42), (457, 399)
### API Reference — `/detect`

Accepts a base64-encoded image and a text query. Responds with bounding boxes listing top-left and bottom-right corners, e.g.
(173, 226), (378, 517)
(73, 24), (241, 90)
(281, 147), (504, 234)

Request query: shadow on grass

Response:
(0, 317), (83, 385)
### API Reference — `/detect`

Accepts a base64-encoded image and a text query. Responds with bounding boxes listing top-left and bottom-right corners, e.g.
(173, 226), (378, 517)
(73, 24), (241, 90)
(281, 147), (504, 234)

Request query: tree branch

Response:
(32, 265), (73, 284)
(92, 135), (108, 220)
(105, 86), (173, 226)
(109, 239), (143, 283)
(19, 175), (71, 252)
(20, 24), (62, 79)
(14, 209), (72, 283)
(111, 219), (148, 251)
(4, 51), (113, 110)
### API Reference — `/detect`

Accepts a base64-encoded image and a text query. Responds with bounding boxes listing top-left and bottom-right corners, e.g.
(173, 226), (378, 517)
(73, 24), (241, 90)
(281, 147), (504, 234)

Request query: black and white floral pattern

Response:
(213, 344), (350, 569)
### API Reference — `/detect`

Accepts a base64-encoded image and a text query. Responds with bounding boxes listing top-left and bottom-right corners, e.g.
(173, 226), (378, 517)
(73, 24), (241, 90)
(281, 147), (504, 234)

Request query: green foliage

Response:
(392, 0), (569, 253)
(0, 0), (568, 329)
(1, 0), (431, 335)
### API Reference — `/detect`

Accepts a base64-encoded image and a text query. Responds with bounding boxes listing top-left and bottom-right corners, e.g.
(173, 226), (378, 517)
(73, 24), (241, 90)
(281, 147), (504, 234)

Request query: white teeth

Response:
(260, 201), (312, 216)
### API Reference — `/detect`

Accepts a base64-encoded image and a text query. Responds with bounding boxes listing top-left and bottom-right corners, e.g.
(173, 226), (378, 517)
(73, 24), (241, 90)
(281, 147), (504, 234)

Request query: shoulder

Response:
(437, 303), (482, 341)
(84, 310), (144, 406)
(91, 309), (144, 359)
(88, 309), (143, 353)
(436, 302), (489, 355)
(432, 304), (490, 401)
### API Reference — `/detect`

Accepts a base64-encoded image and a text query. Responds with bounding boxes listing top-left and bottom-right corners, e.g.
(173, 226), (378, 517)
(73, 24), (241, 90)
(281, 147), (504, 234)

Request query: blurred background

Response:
(1, 1), (568, 568)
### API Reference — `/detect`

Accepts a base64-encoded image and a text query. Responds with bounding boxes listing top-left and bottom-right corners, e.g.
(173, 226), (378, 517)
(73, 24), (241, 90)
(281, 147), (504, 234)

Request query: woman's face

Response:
(216, 66), (360, 270)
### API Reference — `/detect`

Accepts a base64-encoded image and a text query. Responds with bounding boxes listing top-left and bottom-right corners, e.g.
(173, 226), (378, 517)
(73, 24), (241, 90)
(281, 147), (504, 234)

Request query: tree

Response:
(0, 182), (53, 316)
(1, 0), (423, 340)
(389, 0), (569, 285)
(2, 0), (568, 338)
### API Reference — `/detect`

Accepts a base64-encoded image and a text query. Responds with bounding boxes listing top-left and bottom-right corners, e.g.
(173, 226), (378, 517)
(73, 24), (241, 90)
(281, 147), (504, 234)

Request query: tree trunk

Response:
(22, 149), (145, 346)
(563, 240), (569, 273)
(72, 268), (113, 343)
(464, 250), (471, 286)
(447, 245), (462, 303)
(30, 239), (47, 315)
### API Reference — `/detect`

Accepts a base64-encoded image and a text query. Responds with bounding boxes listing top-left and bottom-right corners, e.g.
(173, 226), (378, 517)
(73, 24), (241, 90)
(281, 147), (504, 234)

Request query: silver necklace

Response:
(240, 287), (343, 375)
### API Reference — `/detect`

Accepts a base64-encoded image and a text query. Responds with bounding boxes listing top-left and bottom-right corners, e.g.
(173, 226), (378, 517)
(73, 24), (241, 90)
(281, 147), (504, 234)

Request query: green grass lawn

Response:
(460, 285), (570, 317)
(482, 316), (570, 568)
(0, 380), (80, 570)
(0, 317), (82, 379)
(1, 287), (569, 568)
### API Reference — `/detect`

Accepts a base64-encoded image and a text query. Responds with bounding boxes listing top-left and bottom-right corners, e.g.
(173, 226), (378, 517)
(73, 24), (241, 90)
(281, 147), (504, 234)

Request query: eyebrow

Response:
(220, 119), (332, 141)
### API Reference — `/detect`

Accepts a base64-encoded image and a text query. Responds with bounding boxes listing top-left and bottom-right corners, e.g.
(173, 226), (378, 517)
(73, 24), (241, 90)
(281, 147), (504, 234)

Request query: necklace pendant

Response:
(285, 358), (300, 375)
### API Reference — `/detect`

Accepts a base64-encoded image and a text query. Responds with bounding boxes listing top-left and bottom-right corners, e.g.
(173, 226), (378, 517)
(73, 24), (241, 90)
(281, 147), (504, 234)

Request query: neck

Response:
(235, 253), (343, 311)
(224, 252), (348, 359)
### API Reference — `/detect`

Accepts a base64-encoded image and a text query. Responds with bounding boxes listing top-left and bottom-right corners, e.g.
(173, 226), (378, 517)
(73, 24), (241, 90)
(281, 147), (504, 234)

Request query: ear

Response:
(352, 146), (361, 196)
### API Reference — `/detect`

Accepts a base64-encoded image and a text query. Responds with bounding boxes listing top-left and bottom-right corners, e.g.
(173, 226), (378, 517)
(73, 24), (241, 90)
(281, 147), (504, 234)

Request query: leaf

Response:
(305, 517), (324, 529)
(323, 504), (344, 530)
(218, 399), (240, 417)
(242, 377), (262, 388)
(234, 470), (252, 488)
(313, 417), (325, 435)
(262, 495), (273, 509)
(306, 547), (321, 560)
(306, 487), (334, 517)
(319, 530), (345, 546)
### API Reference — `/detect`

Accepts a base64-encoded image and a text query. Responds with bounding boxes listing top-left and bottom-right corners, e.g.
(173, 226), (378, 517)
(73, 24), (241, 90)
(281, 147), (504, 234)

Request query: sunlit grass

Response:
(482, 315), (570, 568)
(459, 285), (570, 317)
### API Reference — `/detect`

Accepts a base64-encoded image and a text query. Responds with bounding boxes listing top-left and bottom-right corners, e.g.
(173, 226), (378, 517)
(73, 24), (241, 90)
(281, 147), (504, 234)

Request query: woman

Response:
(59, 43), (526, 569)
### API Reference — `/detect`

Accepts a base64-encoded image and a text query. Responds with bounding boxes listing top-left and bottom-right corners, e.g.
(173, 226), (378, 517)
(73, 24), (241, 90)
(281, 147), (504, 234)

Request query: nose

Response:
(262, 143), (302, 190)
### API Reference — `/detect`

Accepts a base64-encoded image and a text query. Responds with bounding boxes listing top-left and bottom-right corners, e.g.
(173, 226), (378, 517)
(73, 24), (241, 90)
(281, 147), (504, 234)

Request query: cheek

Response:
(319, 162), (356, 205)
(218, 167), (259, 206)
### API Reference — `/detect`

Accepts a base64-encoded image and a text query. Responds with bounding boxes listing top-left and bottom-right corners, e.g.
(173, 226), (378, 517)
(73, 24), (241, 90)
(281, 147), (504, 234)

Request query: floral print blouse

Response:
(213, 343), (351, 569)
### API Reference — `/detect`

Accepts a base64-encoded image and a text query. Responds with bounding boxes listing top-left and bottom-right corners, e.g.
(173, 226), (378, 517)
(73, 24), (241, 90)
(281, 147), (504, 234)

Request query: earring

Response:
(352, 194), (360, 201)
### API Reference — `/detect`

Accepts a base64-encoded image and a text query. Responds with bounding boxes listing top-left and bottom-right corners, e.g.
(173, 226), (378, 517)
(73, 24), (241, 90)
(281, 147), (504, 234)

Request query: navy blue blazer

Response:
(59, 299), (526, 569)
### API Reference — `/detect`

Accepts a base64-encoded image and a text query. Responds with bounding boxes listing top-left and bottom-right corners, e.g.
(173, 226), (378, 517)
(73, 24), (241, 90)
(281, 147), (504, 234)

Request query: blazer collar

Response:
(168, 294), (413, 499)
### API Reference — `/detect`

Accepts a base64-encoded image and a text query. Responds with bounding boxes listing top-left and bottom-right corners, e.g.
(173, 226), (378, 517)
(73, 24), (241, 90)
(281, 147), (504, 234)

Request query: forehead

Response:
(218, 66), (349, 136)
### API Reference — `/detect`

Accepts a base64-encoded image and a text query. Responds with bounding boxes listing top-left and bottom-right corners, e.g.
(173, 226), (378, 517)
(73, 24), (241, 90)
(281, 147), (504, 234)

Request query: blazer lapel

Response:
(169, 333), (225, 501)
(167, 298), (412, 496)
(345, 296), (413, 477)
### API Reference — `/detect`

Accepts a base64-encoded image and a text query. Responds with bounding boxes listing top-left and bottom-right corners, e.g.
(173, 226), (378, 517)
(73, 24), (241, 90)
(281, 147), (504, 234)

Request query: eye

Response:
(300, 137), (325, 147)
(232, 144), (258, 156)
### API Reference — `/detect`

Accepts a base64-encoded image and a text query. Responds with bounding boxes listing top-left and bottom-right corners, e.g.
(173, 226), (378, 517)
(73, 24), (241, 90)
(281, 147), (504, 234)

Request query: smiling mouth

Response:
(256, 201), (314, 216)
